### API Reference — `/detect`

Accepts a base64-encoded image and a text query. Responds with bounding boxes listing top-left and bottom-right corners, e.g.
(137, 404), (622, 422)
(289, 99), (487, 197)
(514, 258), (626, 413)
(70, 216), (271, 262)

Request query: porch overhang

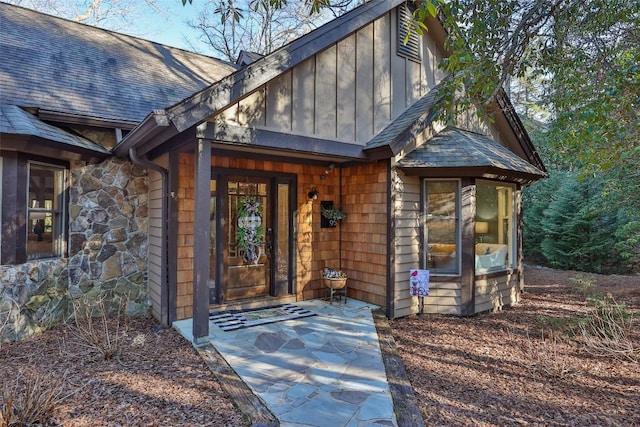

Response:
(396, 126), (547, 185)
(197, 122), (369, 161)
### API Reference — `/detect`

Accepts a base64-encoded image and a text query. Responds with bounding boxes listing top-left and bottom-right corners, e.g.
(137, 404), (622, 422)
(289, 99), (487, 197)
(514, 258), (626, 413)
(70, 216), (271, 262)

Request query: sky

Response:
(129, 0), (213, 55)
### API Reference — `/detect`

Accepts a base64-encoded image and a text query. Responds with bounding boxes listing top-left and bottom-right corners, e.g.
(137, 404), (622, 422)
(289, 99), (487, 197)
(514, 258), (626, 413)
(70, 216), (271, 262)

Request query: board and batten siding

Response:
(216, 7), (445, 144)
(147, 153), (168, 321)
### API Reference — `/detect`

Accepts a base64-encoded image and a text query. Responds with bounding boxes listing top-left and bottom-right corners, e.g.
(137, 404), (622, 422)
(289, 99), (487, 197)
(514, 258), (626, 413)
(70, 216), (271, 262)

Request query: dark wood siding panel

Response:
(0, 152), (27, 265)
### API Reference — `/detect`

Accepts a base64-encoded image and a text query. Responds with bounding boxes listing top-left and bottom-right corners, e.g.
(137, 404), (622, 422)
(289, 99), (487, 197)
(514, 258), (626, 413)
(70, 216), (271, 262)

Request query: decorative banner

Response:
(409, 269), (429, 297)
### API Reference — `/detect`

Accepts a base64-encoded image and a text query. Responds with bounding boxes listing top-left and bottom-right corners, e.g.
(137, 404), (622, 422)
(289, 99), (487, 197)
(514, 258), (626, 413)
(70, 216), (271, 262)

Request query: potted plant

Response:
(322, 267), (347, 289)
(321, 204), (347, 227)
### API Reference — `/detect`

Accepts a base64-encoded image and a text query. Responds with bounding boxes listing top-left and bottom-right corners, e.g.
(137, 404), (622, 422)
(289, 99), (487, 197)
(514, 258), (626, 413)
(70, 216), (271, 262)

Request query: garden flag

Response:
(409, 269), (429, 297)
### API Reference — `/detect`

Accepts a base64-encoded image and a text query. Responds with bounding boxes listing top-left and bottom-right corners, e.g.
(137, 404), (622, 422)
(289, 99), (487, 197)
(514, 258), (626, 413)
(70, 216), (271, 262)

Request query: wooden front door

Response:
(209, 173), (294, 304)
(223, 177), (271, 301)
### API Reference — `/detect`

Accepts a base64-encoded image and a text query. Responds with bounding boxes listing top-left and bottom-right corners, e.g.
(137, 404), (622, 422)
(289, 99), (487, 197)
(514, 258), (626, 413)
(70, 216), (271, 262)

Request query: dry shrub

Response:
(1, 368), (69, 426)
(525, 329), (581, 378)
(577, 293), (638, 362)
(69, 292), (130, 361)
(0, 298), (20, 350)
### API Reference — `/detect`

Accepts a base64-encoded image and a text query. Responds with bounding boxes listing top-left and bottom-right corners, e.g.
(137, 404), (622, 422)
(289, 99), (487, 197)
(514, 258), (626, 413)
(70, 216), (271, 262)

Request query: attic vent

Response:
(397, 3), (421, 62)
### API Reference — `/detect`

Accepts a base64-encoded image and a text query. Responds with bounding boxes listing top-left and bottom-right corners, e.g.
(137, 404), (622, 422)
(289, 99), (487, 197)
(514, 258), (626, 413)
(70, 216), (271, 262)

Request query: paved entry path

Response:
(175, 299), (398, 427)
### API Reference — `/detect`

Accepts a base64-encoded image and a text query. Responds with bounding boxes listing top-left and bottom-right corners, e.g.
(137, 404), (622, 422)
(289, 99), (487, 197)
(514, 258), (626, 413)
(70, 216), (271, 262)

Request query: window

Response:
(475, 181), (516, 272)
(27, 162), (66, 260)
(397, 3), (422, 62)
(424, 180), (460, 275)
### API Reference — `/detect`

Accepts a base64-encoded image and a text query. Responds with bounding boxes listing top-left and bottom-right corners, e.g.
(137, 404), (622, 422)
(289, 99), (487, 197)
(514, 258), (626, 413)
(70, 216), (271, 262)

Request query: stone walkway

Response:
(174, 299), (399, 427)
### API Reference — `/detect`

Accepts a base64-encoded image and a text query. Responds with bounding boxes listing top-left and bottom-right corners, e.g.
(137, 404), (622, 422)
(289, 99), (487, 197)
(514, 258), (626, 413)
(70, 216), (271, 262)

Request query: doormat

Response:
(210, 304), (316, 331)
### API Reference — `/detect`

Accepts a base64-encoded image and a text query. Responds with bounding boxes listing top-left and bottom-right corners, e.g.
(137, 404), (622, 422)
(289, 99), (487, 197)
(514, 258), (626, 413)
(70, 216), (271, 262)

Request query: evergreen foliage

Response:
(524, 170), (639, 274)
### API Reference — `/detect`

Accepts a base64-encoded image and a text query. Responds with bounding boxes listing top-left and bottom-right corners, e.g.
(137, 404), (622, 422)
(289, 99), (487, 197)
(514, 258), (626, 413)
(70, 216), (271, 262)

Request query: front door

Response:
(225, 177), (270, 300)
(209, 173), (294, 304)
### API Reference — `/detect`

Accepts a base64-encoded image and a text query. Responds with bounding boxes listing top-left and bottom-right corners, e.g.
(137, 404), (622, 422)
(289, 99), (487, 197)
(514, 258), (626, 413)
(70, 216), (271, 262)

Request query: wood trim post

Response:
(0, 152), (27, 264)
(192, 137), (211, 344)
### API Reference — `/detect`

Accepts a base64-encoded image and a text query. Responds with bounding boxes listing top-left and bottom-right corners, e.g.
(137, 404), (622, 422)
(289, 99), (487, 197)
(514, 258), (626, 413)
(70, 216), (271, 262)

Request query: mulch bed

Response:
(390, 266), (640, 426)
(2, 266), (639, 426)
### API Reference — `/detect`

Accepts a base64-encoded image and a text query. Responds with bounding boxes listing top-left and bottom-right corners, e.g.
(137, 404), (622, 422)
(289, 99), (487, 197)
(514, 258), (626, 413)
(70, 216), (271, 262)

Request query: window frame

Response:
(26, 161), (68, 261)
(423, 178), (461, 276)
(474, 180), (517, 274)
(0, 153), (68, 265)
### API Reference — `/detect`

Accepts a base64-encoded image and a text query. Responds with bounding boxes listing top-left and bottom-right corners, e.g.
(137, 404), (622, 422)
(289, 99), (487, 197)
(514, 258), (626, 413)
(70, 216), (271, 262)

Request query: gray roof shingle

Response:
(366, 82), (443, 152)
(0, 104), (110, 153)
(0, 3), (237, 125)
(397, 126), (546, 177)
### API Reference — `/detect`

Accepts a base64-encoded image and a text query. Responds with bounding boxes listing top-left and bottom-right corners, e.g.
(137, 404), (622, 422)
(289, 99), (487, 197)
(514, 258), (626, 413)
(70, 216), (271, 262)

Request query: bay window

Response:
(424, 180), (460, 275)
(475, 181), (516, 272)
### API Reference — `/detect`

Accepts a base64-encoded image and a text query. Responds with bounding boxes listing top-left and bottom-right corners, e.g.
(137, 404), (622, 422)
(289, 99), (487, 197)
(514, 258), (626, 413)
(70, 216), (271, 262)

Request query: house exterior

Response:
(0, 1), (545, 343)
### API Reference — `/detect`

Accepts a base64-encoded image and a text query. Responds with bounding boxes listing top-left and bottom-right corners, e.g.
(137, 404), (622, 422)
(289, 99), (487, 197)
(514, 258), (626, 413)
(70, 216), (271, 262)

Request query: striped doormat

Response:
(210, 304), (316, 331)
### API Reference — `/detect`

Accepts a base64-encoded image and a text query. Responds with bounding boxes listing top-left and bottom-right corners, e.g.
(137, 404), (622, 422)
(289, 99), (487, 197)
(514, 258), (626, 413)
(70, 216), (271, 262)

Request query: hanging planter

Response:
(320, 201), (347, 228)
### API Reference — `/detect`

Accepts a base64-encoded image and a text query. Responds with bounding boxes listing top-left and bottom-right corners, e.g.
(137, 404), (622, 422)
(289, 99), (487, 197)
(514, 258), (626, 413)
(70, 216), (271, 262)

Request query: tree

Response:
(186, 0), (361, 61)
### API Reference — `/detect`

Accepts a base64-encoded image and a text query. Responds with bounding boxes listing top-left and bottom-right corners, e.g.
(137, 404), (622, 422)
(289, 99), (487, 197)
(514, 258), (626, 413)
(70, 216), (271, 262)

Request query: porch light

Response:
(308, 188), (319, 200)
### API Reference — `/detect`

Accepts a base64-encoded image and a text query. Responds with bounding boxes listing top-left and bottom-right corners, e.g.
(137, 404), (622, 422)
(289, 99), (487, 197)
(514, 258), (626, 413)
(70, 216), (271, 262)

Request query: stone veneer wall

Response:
(0, 157), (150, 343)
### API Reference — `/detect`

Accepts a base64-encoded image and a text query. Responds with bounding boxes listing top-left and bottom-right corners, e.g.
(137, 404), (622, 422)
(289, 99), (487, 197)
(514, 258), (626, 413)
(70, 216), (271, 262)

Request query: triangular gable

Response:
(163, 0), (407, 132)
(114, 0), (408, 156)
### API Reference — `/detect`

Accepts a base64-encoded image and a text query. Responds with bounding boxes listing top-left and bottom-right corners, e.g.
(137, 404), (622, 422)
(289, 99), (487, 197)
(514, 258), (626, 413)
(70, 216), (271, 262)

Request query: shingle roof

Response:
(396, 126), (546, 178)
(0, 2), (237, 125)
(365, 82), (444, 152)
(0, 104), (110, 154)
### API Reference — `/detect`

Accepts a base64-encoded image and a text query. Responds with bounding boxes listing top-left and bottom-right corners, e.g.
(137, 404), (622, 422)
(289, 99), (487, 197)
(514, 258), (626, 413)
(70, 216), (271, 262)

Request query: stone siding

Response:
(0, 158), (149, 343)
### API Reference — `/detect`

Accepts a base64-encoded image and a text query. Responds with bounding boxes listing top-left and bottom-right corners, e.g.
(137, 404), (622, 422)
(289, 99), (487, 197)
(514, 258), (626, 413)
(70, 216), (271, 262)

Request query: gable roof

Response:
(0, 2), (237, 126)
(396, 126), (546, 182)
(114, 0), (408, 156)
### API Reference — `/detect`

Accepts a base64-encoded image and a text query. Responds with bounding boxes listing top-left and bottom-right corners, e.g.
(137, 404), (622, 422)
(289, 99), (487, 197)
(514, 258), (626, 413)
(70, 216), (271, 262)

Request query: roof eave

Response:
(113, 110), (177, 157)
(398, 165), (546, 184)
(0, 134), (110, 163)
